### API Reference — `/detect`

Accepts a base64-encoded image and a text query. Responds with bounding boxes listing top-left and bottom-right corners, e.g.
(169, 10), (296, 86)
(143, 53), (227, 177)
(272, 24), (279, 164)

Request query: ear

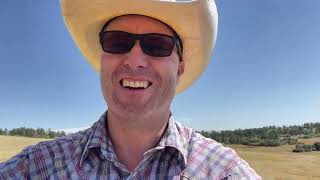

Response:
(176, 61), (185, 84)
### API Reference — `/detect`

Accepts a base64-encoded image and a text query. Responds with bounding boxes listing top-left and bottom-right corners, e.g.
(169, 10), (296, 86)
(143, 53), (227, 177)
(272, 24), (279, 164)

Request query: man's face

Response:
(100, 15), (184, 117)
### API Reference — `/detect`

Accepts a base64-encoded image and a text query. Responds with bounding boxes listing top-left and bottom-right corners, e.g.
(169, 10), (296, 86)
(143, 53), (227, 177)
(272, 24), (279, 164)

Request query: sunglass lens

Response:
(141, 34), (175, 57)
(101, 31), (134, 54)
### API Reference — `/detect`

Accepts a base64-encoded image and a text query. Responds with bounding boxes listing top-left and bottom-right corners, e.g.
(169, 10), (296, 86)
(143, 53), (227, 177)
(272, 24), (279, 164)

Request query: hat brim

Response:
(61, 0), (218, 94)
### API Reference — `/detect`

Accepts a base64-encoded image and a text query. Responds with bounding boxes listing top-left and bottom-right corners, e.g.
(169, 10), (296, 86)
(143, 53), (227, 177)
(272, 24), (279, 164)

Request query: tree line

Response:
(2, 122), (320, 144)
(0, 127), (66, 139)
(199, 122), (320, 147)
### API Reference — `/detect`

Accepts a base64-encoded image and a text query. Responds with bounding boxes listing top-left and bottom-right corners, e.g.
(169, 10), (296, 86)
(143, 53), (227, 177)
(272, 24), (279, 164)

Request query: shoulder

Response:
(177, 123), (260, 179)
(26, 127), (92, 161)
(0, 127), (92, 179)
(187, 130), (240, 170)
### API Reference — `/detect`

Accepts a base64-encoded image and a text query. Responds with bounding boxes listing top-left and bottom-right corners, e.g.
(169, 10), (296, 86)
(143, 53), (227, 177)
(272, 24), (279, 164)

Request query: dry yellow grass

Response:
(0, 135), (49, 162)
(228, 142), (320, 180)
(1, 135), (320, 179)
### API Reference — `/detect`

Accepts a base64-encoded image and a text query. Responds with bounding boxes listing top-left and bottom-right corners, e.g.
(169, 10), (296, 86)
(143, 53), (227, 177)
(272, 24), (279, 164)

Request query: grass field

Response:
(228, 137), (320, 180)
(0, 135), (49, 162)
(1, 135), (319, 179)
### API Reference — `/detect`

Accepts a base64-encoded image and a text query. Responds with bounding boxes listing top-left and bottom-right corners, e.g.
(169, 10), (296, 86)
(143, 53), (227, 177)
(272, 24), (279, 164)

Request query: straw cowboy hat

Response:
(61, 0), (218, 94)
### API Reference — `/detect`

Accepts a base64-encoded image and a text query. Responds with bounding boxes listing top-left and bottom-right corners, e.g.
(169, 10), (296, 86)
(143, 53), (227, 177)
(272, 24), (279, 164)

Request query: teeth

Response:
(122, 79), (150, 89)
(135, 81), (140, 88)
(130, 81), (134, 87)
(143, 82), (147, 89)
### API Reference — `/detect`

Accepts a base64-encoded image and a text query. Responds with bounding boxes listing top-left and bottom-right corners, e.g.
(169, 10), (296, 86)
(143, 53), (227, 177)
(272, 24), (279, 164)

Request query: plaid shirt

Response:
(0, 112), (261, 179)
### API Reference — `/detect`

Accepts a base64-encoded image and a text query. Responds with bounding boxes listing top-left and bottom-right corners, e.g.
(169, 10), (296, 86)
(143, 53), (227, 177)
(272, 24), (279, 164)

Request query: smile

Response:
(120, 79), (152, 89)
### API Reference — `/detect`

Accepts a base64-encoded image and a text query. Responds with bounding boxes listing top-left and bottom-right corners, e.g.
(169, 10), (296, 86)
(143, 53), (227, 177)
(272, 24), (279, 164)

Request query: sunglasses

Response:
(99, 31), (182, 58)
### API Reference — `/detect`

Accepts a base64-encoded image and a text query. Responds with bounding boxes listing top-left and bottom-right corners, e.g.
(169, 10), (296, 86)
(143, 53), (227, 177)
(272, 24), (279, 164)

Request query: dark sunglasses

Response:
(99, 31), (181, 58)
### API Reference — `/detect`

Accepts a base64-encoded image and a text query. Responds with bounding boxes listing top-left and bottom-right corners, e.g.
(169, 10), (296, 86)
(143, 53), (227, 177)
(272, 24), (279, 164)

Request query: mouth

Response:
(119, 79), (153, 90)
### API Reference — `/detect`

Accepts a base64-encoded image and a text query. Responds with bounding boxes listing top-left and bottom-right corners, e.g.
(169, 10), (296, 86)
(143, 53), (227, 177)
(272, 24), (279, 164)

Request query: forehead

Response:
(105, 15), (174, 35)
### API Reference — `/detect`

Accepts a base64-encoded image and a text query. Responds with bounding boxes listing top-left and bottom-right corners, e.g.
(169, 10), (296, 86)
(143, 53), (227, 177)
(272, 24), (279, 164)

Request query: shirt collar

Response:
(79, 111), (116, 166)
(157, 115), (189, 165)
(79, 111), (190, 167)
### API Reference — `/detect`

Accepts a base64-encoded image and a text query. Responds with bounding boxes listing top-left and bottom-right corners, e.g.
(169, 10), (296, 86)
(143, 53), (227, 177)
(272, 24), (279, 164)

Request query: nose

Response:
(123, 41), (149, 69)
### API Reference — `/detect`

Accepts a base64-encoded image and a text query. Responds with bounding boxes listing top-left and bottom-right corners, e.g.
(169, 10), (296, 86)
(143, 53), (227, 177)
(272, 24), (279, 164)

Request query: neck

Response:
(106, 109), (170, 172)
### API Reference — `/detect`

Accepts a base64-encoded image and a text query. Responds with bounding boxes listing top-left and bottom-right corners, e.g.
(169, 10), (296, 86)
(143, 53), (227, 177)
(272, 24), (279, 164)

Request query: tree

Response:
(266, 129), (279, 140)
(36, 128), (46, 138)
(47, 129), (55, 139)
(0, 128), (4, 135)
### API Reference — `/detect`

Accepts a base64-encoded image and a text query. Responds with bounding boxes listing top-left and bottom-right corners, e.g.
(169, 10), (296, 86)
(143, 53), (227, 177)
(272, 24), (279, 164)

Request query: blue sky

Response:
(1, 0), (320, 132)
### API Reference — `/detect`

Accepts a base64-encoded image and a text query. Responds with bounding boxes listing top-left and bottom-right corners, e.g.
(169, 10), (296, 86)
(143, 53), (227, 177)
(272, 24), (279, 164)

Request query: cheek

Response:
(100, 54), (111, 71)
(100, 60), (108, 82)
(100, 54), (119, 79)
(159, 65), (180, 87)
(154, 60), (180, 80)
(100, 55), (114, 89)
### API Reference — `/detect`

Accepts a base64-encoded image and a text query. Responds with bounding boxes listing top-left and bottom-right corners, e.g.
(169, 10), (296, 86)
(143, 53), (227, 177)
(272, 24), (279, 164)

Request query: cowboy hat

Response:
(60, 0), (218, 94)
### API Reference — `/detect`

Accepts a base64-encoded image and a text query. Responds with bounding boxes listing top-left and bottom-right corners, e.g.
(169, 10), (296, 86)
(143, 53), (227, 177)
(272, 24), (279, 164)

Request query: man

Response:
(0, 0), (261, 179)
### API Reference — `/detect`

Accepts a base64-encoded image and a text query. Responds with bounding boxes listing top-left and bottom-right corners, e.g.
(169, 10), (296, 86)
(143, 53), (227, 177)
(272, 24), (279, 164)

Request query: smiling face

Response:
(100, 15), (184, 118)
